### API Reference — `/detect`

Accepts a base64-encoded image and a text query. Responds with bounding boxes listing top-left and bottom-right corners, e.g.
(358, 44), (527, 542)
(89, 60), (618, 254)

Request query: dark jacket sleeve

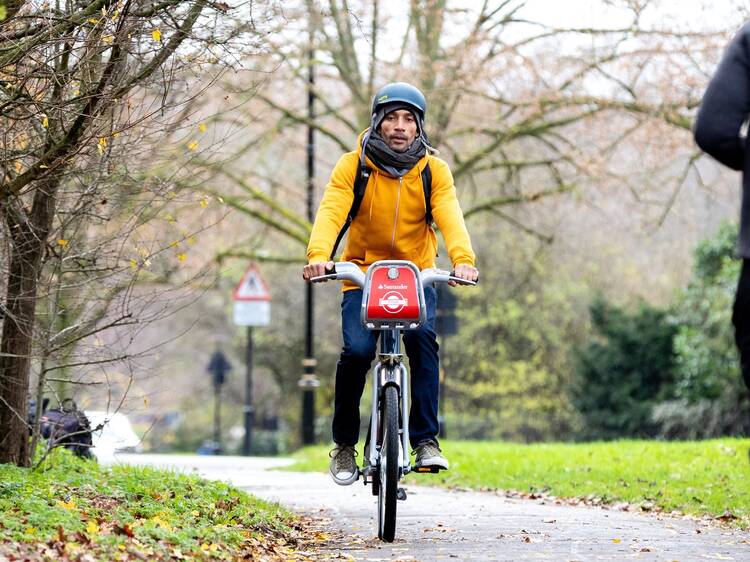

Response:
(694, 23), (750, 171)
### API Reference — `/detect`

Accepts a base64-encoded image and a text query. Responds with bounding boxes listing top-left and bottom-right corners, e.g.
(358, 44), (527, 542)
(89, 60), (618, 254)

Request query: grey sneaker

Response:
(329, 445), (358, 485)
(413, 440), (449, 470)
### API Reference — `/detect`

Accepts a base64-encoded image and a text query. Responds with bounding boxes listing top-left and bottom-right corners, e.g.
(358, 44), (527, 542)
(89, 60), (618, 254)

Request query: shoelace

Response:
(413, 441), (441, 458)
(330, 446), (357, 472)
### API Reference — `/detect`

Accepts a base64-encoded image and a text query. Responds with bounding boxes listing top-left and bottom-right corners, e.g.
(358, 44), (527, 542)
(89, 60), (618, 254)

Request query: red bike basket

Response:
(363, 262), (424, 329)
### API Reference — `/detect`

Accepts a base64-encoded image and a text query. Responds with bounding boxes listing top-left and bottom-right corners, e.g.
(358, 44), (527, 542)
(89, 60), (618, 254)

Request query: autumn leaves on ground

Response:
(286, 439), (750, 529)
(0, 451), (332, 561)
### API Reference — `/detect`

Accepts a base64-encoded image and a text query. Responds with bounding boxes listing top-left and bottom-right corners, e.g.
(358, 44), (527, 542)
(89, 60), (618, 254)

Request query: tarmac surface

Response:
(113, 453), (750, 561)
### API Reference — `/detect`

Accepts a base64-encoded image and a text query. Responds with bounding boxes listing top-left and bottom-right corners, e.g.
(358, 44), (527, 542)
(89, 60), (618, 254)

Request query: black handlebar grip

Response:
(449, 271), (479, 285)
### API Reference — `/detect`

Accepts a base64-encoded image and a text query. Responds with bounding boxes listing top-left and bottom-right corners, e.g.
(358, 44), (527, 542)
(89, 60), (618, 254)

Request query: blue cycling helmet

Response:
(371, 82), (427, 119)
(360, 82), (435, 162)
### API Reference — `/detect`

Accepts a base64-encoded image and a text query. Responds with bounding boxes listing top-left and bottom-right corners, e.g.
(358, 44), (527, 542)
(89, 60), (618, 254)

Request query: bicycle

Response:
(312, 259), (475, 542)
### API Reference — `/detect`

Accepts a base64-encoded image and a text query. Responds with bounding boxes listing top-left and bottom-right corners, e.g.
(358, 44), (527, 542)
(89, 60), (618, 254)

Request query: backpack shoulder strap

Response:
(329, 165), (370, 261)
(421, 162), (432, 225)
(328, 161), (432, 260)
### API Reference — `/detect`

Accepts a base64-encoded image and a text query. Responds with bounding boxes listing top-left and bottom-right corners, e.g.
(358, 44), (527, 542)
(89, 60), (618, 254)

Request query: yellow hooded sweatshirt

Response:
(307, 131), (475, 289)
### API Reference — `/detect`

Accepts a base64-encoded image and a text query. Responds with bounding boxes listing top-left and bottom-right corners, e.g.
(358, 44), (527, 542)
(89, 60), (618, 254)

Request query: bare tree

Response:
(192, 0), (733, 264)
(0, 0), (272, 466)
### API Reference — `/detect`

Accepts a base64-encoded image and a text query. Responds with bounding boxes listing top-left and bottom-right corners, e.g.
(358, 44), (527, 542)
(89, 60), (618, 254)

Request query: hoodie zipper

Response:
(390, 176), (403, 252)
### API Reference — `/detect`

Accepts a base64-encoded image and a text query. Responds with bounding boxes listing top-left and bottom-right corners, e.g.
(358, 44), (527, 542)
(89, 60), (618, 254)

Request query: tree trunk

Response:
(0, 177), (58, 466)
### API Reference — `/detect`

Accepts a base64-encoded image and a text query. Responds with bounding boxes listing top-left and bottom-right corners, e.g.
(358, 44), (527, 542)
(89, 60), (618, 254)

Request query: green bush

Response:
(672, 222), (742, 401)
(571, 296), (677, 439)
(445, 261), (582, 442)
(657, 222), (750, 437)
(572, 223), (750, 440)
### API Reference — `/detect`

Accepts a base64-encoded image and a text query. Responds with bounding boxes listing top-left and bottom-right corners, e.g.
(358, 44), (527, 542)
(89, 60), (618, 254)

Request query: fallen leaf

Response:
(150, 515), (172, 531)
(113, 522), (134, 537)
(152, 28), (161, 42)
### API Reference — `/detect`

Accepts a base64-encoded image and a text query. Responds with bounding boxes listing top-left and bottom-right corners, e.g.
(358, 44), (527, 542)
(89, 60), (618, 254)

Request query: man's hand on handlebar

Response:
(303, 260), (334, 281)
(450, 264), (479, 287)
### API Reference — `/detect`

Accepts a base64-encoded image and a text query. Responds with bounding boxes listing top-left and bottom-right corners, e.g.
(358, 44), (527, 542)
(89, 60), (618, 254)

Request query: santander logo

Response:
(379, 291), (408, 314)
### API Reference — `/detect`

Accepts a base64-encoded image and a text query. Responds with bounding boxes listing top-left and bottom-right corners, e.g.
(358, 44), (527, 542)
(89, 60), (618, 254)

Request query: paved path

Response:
(113, 454), (750, 561)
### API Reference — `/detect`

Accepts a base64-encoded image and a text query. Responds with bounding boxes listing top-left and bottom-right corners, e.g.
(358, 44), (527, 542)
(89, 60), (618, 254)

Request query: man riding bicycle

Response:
(302, 82), (479, 485)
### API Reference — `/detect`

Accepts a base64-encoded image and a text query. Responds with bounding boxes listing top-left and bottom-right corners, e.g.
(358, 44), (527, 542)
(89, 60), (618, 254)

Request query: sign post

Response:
(206, 350), (231, 454)
(232, 263), (271, 456)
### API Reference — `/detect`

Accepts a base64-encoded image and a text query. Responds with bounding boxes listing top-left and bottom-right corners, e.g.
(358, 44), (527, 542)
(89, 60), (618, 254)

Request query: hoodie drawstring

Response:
(369, 169), (379, 221)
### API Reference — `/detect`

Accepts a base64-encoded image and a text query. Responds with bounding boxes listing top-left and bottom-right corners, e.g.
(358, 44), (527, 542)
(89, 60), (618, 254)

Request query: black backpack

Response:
(329, 163), (433, 260)
(40, 399), (94, 458)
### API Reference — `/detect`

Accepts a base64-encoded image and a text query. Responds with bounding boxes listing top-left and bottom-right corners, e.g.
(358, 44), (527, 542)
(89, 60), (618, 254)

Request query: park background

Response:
(2, 0), (750, 461)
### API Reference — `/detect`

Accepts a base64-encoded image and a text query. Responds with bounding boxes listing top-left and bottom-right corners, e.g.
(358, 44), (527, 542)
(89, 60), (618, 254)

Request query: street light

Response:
(299, 17), (319, 445)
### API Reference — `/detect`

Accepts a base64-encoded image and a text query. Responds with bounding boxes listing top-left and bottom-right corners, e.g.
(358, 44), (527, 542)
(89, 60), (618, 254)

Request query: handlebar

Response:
(310, 262), (366, 287)
(422, 268), (478, 287)
(309, 262), (477, 289)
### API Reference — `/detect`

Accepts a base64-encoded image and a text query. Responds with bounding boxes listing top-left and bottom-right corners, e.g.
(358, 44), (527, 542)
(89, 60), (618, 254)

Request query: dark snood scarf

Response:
(361, 102), (436, 177)
(364, 129), (427, 178)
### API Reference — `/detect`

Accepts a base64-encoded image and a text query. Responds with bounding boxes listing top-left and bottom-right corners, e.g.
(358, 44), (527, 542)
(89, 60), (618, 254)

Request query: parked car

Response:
(86, 411), (143, 460)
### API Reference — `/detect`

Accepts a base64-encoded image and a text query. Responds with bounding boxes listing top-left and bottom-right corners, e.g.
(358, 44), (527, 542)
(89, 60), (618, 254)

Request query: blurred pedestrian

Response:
(694, 22), (750, 403)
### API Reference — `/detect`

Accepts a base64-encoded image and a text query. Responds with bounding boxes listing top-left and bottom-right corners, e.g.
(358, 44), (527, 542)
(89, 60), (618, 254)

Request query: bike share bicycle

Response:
(312, 260), (475, 542)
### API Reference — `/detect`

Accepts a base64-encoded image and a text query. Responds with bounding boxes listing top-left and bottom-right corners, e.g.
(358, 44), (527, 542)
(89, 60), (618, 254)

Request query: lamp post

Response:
(299, 19), (320, 445)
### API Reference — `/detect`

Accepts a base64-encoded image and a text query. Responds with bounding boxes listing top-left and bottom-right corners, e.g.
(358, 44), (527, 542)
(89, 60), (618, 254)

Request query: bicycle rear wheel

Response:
(377, 384), (399, 542)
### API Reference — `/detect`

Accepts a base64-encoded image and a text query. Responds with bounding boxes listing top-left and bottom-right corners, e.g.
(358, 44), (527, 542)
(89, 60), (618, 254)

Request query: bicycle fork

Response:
(364, 330), (412, 483)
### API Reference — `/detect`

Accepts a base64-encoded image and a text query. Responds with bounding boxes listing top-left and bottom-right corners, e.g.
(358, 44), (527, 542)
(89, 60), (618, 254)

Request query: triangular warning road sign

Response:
(233, 263), (271, 301)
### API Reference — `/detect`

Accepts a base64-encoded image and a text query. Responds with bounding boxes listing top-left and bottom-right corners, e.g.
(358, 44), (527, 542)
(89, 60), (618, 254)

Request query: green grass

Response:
(0, 449), (312, 560)
(285, 438), (750, 526)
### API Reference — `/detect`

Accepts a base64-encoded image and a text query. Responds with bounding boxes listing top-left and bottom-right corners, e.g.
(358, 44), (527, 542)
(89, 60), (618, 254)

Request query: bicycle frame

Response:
(366, 330), (411, 476)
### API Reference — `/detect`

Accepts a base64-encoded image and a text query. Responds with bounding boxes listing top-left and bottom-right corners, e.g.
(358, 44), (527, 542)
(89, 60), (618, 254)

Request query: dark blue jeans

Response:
(332, 286), (439, 449)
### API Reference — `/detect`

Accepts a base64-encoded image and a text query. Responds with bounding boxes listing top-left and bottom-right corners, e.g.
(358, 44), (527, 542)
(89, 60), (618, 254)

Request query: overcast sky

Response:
(516, 0), (748, 32)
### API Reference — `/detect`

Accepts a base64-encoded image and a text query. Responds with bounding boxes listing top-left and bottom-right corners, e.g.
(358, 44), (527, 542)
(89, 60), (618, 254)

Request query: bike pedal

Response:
(414, 466), (441, 473)
(397, 488), (407, 501)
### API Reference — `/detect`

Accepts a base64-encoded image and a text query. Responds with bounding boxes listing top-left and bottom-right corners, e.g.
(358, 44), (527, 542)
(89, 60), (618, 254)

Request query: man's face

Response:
(379, 109), (418, 152)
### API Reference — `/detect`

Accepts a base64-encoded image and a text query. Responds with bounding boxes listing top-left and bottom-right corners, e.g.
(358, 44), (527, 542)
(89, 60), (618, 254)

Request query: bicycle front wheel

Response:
(378, 384), (400, 542)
